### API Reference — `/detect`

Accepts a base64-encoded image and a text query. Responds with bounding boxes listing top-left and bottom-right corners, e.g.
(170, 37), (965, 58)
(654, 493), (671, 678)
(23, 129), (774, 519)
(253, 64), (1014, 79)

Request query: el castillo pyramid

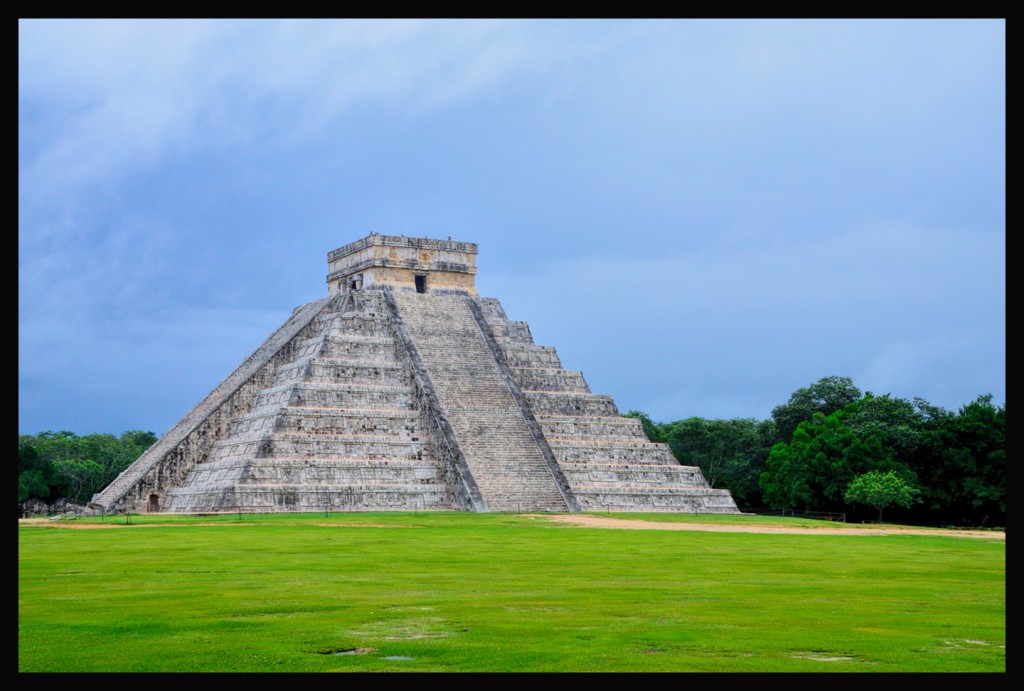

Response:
(90, 234), (739, 515)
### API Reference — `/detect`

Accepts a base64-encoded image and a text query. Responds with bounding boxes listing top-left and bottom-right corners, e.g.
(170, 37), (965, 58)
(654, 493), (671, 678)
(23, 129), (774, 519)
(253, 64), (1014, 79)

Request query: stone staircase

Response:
(475, 296), (739, 513)
(161, 292), (455, 513)
(391, 291), (569, 512)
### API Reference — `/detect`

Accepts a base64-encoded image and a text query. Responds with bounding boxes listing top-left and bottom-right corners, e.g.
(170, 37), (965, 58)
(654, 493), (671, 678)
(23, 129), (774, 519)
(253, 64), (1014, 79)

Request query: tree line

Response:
(625, 376), (1004, 528)
(18, 430), (158, 513)
(18, 376), (1004, 526)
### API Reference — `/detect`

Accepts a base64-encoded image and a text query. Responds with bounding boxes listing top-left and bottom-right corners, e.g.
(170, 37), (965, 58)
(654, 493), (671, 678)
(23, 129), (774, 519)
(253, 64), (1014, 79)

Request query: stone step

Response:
(163, 483), (455, 513)
(176, 458), (447, 485)
(479, 319), (534, 344)
(523, 391), (621, 417)
(254, 383), (419, 410)
(536, 415), (649, 441)
(228, 407), (424, 437)
(272, 360), (409, 387)
(546, 439), (679, 464)
(294, 332), (396, 354)
(512, 367), (590, 393)
(560, 468), (711, 488)
(574, 490), (740, 512)
(320, 314), (394, 338)
(472, 297), (508, 321)
(209, 432), (433, 462)
(500, 345), (562, 369)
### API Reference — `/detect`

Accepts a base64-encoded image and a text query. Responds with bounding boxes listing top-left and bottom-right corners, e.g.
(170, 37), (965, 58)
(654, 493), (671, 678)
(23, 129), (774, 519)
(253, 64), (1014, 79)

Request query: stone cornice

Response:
(327, 256), (476, 283)
(327, 234), (477, 263)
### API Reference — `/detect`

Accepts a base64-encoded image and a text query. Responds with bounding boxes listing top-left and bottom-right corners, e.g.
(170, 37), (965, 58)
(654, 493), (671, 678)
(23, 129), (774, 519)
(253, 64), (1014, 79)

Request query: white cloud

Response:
(18, 19), (1004, 433)
(19, 19), (549, 217)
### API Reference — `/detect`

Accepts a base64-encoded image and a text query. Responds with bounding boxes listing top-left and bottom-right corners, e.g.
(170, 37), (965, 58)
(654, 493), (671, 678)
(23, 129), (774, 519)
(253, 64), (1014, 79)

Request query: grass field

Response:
(18, 512), (1005, 672)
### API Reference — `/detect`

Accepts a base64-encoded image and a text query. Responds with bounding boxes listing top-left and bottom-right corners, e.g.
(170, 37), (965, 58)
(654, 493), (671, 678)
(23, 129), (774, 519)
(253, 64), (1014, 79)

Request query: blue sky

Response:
(19, 19), (1005, 436)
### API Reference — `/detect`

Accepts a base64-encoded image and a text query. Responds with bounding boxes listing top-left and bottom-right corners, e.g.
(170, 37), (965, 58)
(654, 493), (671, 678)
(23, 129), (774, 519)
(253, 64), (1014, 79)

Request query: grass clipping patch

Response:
(350, 617), (455, 640)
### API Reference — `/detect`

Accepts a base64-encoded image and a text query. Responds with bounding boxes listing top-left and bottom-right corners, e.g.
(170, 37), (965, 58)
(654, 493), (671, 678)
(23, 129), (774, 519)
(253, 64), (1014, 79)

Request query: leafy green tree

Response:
(17, 430), (159, 509)
(844, 470), (919, 523)
(841, 394), (926, 465)
(760, 408), (901, 513)
(18, 440), (42, 474)
(665, 417), (773, 507)
(761, 389), (1004, 526)
(120, 430), (158, 448)
(911, 394), (1005, 526)
(19, 433), (64, 502)
(18, 471), (49, 503)
(18, 441), (54, 503)
(758, 442), (808, 511)
(771, 376), (862, 444)
(50, 458), (105, 505)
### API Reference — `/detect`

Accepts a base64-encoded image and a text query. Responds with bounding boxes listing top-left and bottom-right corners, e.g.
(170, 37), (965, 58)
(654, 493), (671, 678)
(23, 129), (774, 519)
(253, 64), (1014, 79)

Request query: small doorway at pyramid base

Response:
(148, 494), (161, 512)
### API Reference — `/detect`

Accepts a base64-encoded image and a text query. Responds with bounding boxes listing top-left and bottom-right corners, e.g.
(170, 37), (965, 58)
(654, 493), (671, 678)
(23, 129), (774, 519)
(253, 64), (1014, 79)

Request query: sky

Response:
(18, 19), (1005, 436)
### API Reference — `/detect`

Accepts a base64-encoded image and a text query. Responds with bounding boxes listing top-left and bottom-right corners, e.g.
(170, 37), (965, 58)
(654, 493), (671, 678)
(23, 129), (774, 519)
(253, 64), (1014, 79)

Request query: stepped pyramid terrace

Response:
(90, 234), (740, 515)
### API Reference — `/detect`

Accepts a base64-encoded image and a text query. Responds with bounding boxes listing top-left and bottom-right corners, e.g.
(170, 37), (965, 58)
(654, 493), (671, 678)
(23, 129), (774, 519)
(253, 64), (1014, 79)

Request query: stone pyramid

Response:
(90, 234), (739, 515)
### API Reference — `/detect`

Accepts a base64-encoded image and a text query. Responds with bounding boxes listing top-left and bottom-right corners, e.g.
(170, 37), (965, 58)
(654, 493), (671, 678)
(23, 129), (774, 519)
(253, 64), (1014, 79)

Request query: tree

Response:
(770, 376), (862, 444)
(18, 471), (49, 504)
(758, 442), (811, 511)
(120, 430), (158, 448)
(50, 458), (105, 505)
(760, 407), (902, 514)
(911, 394), (1004, 527)
(844, 470), (919, 523)
(18, 442), (50, 503)
(665, 417), (773, 507)
(841, 394), (926, 465)
(17, 430), (159, 510)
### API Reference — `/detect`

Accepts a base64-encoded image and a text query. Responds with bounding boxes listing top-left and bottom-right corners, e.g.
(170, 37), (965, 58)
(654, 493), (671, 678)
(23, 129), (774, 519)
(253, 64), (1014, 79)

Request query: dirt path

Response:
(18, 515), (1004, 539)
(540, 514), (1005, 539)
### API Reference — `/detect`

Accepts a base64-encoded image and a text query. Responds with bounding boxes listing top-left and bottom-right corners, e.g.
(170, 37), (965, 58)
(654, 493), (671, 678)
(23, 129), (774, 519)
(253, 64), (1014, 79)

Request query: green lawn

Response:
(18, 512), (1005, 672)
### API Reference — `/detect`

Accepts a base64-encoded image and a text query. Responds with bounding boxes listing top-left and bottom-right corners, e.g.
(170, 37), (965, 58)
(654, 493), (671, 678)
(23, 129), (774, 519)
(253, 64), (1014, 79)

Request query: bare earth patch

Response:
(538, 514), (1005, 539)
(18, 516), (1003, 539)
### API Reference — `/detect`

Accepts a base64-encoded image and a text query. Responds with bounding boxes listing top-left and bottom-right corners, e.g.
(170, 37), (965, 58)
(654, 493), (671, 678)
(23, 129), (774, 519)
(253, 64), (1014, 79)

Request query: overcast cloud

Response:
(19, 18), (1005, 435)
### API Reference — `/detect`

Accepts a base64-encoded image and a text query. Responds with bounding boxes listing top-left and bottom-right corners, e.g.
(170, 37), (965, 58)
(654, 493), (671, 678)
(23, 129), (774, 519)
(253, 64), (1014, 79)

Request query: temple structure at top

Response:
(90, 234), (739, 516)
(327, 233), (478, 296)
